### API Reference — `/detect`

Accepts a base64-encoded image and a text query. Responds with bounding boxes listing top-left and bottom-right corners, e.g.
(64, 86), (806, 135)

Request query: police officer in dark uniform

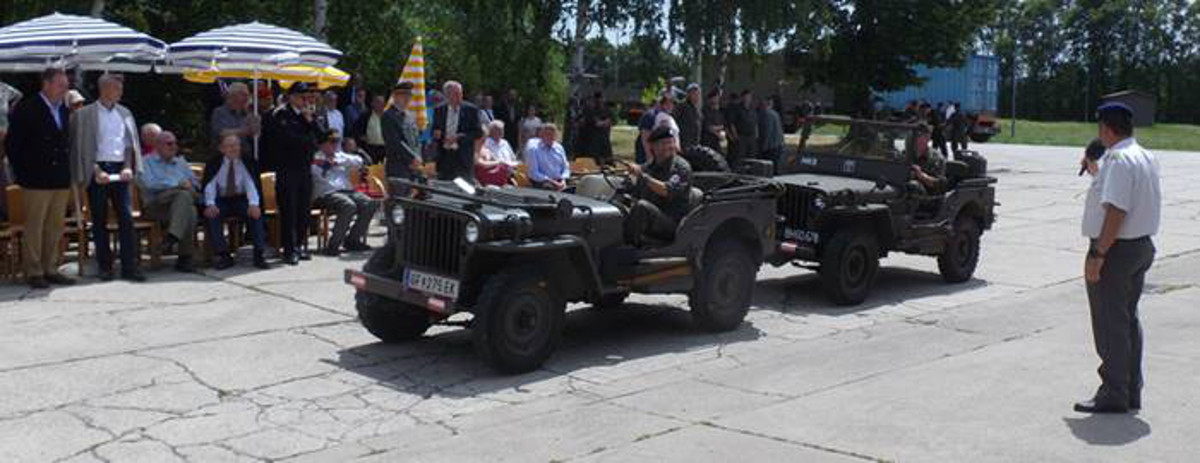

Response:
(262, 82), (322, 265)
(624, 126), (693, 246)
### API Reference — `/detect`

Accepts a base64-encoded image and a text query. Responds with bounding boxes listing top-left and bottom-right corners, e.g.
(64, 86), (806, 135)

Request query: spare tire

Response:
(682, 146), (731, 173)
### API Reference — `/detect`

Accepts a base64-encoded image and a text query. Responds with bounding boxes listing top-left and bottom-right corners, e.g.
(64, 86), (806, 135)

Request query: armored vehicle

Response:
(347, 173), (779, 373)
(771, 116), (997, 305)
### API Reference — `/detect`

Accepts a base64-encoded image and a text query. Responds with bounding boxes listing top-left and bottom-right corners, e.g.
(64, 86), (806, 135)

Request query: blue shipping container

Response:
(877, 55), (999, 114)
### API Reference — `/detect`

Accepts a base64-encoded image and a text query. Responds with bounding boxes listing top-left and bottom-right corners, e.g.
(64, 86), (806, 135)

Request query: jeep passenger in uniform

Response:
(771, 116), (997, 305)
(346, 172), (779, 373)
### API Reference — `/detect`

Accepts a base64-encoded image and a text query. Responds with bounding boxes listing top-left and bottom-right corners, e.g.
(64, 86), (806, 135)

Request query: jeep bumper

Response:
(344, 269), (455, 317)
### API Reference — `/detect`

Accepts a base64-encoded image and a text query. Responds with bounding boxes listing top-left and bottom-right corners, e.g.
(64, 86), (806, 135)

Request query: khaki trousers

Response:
(143, 189), (197, 256)
(21, 188), (70, 278)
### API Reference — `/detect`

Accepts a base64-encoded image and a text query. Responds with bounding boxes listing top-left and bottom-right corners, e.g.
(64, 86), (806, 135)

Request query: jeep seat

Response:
(576, 174), (615, 200)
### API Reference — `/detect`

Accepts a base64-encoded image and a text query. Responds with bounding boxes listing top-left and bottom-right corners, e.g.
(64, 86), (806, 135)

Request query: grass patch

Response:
(990, 119), (1200, 152)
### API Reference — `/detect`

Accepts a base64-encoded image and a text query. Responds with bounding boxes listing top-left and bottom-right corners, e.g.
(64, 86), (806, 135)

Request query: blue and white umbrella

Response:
(167, 22), (341, 71)
(0, 12), (166, 71)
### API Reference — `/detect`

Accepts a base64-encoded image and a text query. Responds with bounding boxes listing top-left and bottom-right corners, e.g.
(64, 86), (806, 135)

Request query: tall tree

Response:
(313, 0), (328, 39)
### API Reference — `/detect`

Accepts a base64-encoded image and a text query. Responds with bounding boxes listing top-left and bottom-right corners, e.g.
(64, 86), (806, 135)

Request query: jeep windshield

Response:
(799, 117), (915, 163)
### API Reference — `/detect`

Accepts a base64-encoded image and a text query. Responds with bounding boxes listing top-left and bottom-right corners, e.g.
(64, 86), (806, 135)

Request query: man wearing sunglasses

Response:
(137, 130), (200, 273)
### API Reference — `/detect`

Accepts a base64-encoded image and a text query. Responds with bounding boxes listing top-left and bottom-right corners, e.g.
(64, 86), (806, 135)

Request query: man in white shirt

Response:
(311, 130), (377, 256)
(1074, 102), (1161, 415)
(322, 91), (345, 139)
(68, 73), (145, 282)
(202, 133), (269, 270)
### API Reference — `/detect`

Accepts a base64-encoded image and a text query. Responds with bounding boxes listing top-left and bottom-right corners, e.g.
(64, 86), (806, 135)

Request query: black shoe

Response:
(1074, 398), (1129, 414)
(344, 241), (372, 252)
(253, 254), (271, 270)
(298, 250), (312, 261)
(282, 253), (300, 266)
(214, 255), (235, 270)
(26, 277), (50, 289)
(174, 256), (196, 273)
(121, 270), (147, 283)
(159, 235), (179, 256)
(44, 273), (77, 286)
(320, 247), (341, 257)
(98, 269), (115, 281)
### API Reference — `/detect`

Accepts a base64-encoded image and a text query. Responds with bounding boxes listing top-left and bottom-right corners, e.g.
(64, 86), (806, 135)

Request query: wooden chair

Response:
(259, 172), (329, 252)
(2, 185), (90, 277)
(79, 185), (163, 271)
(570, 157), (601, 176)
(513, 164), (532, 188)
(366, 164), (388, 198)
(1, 186), (24, 280)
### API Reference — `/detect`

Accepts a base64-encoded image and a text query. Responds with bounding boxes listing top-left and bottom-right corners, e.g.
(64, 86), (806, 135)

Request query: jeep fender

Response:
(822, 205), (896, 250)
(469, 237), (603, 305)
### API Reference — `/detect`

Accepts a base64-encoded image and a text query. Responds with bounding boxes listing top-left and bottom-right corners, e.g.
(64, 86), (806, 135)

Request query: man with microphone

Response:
(1074, 102), (1161, 414)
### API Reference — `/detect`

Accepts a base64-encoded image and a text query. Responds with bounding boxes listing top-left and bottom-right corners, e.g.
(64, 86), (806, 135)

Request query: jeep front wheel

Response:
(473, 266), (565, 373)
(690, 239), (756, 332)
(357, 243), (431, 343)
(820, 232), (880, 306)
(938, 219), (981, 283)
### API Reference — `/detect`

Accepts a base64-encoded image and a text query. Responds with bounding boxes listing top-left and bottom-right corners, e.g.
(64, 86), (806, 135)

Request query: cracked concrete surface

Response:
(1, 144), (1198, 462)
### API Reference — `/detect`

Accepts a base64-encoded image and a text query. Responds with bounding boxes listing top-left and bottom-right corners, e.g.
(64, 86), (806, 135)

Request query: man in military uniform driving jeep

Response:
(624, 125), (693, 246)
(909, 123), (947, 195)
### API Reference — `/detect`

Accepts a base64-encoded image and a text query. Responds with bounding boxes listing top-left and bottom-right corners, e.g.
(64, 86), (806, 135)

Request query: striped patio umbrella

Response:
(167, 22), (341, 71)
(0, 12), (166, 71)
(397, 37), (428, 130)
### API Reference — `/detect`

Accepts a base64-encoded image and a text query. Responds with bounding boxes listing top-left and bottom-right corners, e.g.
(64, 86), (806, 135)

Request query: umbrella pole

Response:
(71, 185), (85, 277)
(253, 78), (260, 163)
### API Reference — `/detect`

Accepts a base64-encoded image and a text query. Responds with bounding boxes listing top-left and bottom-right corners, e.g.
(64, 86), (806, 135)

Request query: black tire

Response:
(819, 231), (880, 306)
(472, 266), (565, 373)
(969, 133), (992, 143)
(356, 242), (432, 343)
(938, 218), (981, 283)
(682, 145), (731, 173)
(689, 238), (757, 332)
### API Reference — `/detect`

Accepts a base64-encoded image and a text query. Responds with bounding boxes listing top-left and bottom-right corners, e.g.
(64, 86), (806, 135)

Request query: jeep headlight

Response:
(464, 221), (480, 243)
(390, 205), (405, 226)
(812, 195), (826, 210)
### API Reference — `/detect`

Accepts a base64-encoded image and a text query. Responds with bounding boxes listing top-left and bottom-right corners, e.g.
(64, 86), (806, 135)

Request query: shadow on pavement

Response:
(330, 302), (765, 394)
(754, 265), (991, 315)
(1063, 415), (1151, 446)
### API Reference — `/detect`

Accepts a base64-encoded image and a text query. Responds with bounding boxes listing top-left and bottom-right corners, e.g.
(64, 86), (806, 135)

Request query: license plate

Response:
(405, 268), (460, 300)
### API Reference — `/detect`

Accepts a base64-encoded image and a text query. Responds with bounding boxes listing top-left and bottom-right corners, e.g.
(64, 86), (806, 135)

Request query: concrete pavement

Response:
(0, 143), (1197, 462)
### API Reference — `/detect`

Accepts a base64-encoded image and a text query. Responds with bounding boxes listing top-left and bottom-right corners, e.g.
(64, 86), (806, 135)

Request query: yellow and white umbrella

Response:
(397, 37), (428, 130)
(182, 64), (350, 89)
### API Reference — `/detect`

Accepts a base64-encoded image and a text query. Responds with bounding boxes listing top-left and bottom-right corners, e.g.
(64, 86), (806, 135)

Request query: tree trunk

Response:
(90, 0), (106, 17)
(313, 0), (329, 40)
(565, 0), (590, 154)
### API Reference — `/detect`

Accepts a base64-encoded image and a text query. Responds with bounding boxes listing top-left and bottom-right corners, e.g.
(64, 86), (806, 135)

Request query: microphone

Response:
(1080, 138), (1105, 176)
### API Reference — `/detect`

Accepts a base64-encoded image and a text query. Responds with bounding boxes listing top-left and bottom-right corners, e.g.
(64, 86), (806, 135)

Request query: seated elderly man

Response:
(202, 133), (269, 270)
(524, 123), (569, 191)
(311, 130), (378, 256)
(137, 130), (199, 272)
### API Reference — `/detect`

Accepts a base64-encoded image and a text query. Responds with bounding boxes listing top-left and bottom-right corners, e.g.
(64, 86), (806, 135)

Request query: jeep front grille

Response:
(779, 186), (812, 228)
(401, 207), (467, 275)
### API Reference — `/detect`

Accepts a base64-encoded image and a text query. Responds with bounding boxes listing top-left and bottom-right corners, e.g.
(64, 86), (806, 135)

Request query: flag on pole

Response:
(398, 37), (428, 130)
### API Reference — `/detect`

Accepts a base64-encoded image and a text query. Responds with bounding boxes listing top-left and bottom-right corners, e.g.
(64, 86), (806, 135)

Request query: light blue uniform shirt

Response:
(524, 138), (569, 184)
(138, 155), (197, 203)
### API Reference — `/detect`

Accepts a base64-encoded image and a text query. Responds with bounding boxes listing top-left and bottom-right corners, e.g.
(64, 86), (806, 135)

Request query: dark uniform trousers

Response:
(88, 162), (137, 273)
(1086, 236), (1155, 403)
(625, 200), (678, 245)
(275, 169), (313, 256)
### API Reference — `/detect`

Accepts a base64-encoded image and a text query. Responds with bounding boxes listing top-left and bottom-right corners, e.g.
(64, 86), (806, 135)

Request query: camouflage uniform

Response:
(913, 150), (947, 195)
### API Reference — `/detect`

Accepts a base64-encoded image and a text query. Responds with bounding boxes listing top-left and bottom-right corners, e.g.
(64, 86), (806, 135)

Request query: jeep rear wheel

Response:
(682, 145), (731, 173)
(357, 242), (431, 343)
(473, 266), (565, 373)
(938, 219), (981, 283)
(820, 232), (880, 306)
(690, 239), (756, 332)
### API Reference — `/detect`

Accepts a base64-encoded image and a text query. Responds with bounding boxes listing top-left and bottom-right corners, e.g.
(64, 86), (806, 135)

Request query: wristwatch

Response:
(1087, 247), (1106, 259)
